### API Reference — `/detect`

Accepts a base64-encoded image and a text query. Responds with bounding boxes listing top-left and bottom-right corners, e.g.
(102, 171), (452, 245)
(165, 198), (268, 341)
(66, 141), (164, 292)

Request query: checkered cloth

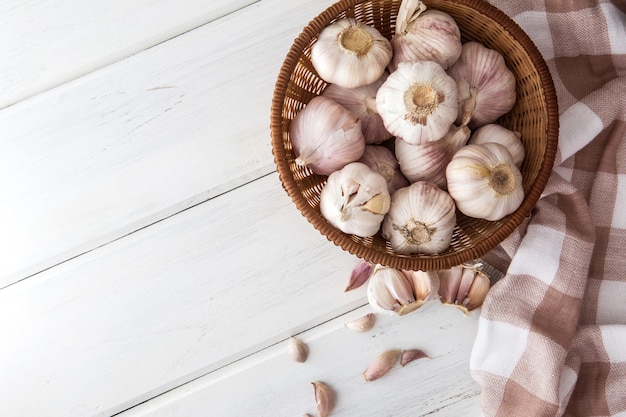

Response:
(471, 0), (626, 415)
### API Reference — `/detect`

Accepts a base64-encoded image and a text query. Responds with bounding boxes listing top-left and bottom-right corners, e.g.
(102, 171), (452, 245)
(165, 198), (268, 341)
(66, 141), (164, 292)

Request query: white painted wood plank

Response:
(0, 0), (258, 109)
(0, 0), (337, 287)
(119, 304), (482, 416)
(0, 174), (366, 417)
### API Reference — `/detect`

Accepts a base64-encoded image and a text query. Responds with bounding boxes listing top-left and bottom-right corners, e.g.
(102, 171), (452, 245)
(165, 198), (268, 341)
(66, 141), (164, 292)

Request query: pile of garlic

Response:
(290, 0), (526, 256)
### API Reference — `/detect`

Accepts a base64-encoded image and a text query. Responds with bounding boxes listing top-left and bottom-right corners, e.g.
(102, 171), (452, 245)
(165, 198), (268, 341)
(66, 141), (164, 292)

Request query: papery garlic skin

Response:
(311, 18), (393, 88)
(289, 96), (365, 176)
(376, 61), (458, 145)
(447, 41), (517, 129)
(391, 0), (462, 71)
(446, 142), (524, 221)
(468, 123), (525, 168)
(320, 162), (391, 237)
(359, 145), (409, 194)
(395, 124), (470, 188)
(366, 265), (416, 315)
(322, 75), (392, 144)
(382, 181), (456, 254)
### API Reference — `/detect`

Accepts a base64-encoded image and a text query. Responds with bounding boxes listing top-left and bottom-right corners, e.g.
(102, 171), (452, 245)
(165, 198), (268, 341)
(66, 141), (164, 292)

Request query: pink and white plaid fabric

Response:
(471, 0), (626, 415)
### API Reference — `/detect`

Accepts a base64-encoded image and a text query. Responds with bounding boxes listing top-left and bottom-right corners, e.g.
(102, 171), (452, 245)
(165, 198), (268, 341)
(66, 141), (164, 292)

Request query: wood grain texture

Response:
(0, 0), (258, 109)
(0, 0), (337, 287)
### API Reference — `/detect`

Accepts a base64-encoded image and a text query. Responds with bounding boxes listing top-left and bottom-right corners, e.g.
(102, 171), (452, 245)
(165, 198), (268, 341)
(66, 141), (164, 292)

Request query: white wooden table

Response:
(1, 1), (483, 415)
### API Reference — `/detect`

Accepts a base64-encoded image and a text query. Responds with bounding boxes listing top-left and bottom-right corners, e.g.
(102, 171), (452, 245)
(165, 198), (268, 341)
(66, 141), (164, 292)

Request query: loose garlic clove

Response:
(395, 124), (470, 188)
(447, 41), (517, 129)
(468, 123), (525, 169)
(311, 18), (393, 88)
(344, 260), (373, 292)
(322, 74), (392, 144)
(358, 145), (409, 195)
(320, 162), (391, 237)
(366, 265), (418, 316)
(376, 61), (458, 145)
(446, 142), (524, 221)
(287, 336), (309, 363)
(382, 181), (456, 255)
(312, 381), (336, 417)
(289, 95), (365, 176)
(345, 313), (376, 332)
(400, 349), (430, 366)
(363, 349), (402, 381)
(391, 0), (462, 71)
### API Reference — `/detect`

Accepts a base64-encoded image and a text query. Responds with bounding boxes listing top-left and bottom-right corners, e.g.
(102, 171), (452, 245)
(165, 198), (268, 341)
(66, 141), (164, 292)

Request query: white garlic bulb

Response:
(395, 124), (470, 188)
(322, 74), (392, 144)
(391, 0), (462, 71)
(289, 95), (365, 176)
(358, 145), (409, 194)
(447, 41), (517, 129)
(366, 265), (417, 315)
(382, 181), (456, 254)
(376, 61), (458, 145)
(446, 142), (524, 221)
(468, 123), (525, 168)
(311, 17), (393, 88)
(320, 162), (391, 237)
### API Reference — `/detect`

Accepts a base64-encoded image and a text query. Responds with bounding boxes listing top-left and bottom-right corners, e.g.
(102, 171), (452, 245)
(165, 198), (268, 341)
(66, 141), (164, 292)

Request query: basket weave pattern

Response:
(271, 0), (558, 271)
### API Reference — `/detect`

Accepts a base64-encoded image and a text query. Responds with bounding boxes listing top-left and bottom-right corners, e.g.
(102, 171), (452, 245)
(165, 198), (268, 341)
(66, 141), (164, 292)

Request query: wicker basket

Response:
(270, 0), (558, 271)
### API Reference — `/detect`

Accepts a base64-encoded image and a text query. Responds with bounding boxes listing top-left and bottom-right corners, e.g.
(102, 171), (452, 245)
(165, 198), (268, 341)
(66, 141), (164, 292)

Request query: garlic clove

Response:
(447, 41), (517, 129)
(438, 265), (463, 304)
(391, 0), (462, 71)
(311, 18), (393, 88)
(446, 142), (524, 221)
(287, 336), (309, 363)
(345, 313), (376, 332)
(344, 260), (373, 292)
(468, 123), (525, 169)
(358, 145), (410, 195)
(376, 61), (458, 145)
(381, 181), (457, 255)
(404, 269), (440, 304)
(320, 162), (391, 237)
(322, 74), (393, 144)
(312, 381), (336, 417)
(289, 95), (365, 176)
(366, 265), (417, 315)
(462, 270), (491, 311)
(400, 349), (430, 366)
(439, 264), (491, 313)
(363, 349), (402, 381)
(395, 124), (470, 188)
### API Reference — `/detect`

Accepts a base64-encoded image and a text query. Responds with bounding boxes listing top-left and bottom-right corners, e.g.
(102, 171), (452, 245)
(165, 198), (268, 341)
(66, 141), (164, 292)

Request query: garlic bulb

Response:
(391, 0), (462, 71)
(376, 61), (458, 145)
(322, 74), (392, 144)
(468, 123), (525, 168)
(382, 181), (456, 254)
(358, 145), (409, 194)
(446, 142), (524, 221)
(395, 124), (470, 188)
(366, 265), (417, 315)
(289, 96), (365, 175)
(447, 41), (517, 129)
(311, 17), (393, 88)
(320, 162), (391, 237)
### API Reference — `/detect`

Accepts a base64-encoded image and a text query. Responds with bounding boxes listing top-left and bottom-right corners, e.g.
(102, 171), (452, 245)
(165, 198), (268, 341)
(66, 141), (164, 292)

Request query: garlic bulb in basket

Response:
(382, 181), (456, 254)
(289, 96), (365, 176)
(391, 0), (462, 71)
(320, 162), (391, 237)
(376, 61), (458, 145)
(311, 17), (393, 88)
(322, 74), (392, 144)
(447, 41), (517, 129)
(395, 124), (470, 188)
(446, 142), (524, 221)
(468, 123), (525, 168)
(358, 145), (409, 194)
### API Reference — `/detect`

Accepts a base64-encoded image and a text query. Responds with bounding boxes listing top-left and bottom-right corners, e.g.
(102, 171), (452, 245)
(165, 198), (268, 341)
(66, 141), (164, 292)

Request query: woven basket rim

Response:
(270, 0), (559, 271)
